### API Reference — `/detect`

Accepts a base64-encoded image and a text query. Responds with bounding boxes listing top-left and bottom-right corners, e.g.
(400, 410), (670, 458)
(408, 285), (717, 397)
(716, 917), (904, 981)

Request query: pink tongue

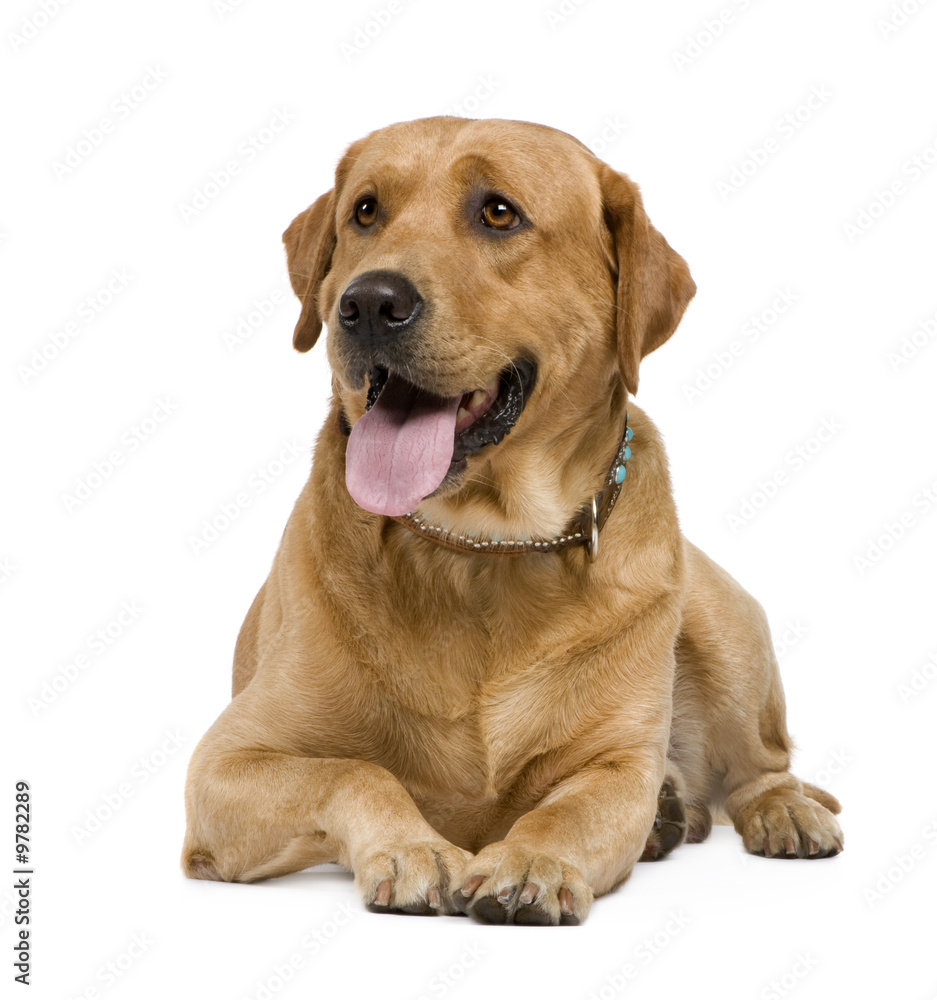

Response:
(345, 373), (461, 516)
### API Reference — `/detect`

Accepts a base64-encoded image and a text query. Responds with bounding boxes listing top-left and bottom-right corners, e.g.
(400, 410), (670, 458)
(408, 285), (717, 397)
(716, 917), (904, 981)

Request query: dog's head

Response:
(284, 117), (694, 533)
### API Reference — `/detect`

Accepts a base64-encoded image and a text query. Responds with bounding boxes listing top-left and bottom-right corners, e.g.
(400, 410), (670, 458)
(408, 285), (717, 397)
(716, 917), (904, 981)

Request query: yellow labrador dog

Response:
(182, 117), (843, 925)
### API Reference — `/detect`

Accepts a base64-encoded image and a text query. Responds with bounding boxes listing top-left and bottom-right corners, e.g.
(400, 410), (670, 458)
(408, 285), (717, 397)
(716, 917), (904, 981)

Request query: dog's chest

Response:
(339, 550), (620, 813)
(362, 614), (593, 798)
(375, 643), (592, 849)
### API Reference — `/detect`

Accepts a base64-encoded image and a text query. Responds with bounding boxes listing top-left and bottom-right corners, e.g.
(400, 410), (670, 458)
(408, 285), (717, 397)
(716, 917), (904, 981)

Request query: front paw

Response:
(452, 842), (593, 925)
(737, 786), (844, 859)
(356, 840), (472, 915)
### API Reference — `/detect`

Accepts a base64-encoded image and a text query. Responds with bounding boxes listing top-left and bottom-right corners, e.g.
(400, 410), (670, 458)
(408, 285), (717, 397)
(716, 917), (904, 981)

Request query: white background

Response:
(4, 0), (936, 997)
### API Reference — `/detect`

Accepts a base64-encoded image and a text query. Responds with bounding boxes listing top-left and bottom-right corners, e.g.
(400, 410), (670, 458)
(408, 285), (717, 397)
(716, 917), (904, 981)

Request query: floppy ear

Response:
(599, 164), (696, 395)
(282, 189), (336, 353)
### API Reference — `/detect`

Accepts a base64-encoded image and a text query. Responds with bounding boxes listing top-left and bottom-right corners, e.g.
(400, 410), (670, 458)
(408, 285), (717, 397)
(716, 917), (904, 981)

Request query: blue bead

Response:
(623, 446), (631, 461)
(625, 427), (633, 442)
(615, 464), (626, 484)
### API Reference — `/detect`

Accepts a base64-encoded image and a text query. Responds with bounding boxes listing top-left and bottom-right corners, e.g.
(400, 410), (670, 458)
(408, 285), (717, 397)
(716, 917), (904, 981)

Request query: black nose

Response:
(338, 270), (422, 342)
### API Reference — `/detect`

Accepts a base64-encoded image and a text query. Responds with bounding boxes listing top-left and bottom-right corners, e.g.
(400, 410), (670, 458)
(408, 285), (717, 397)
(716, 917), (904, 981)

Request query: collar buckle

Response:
(583, 495), (599, 563)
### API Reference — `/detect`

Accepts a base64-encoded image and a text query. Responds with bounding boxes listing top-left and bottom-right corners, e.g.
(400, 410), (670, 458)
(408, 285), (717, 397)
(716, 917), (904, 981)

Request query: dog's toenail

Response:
(461, 875), (483, 897)
(519, 881), (538, 905)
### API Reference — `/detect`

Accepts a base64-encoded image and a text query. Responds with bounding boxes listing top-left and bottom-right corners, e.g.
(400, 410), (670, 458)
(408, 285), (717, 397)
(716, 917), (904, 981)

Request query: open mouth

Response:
(345, 358), (537, 517)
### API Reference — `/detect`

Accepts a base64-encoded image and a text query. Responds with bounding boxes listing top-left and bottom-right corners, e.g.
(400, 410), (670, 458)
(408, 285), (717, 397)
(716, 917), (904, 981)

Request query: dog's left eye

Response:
(480, 197), (520, 231)
(354, 197), (378, 227)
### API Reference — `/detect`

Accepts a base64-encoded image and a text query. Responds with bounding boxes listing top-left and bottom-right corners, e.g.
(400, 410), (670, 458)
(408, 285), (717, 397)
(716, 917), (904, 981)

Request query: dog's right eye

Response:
(354, 197), (378, 227)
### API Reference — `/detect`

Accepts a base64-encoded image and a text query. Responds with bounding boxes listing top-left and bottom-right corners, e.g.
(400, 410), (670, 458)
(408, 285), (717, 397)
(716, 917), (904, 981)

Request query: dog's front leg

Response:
(182, 744), (471, 915)
(454, 746), (665, 925)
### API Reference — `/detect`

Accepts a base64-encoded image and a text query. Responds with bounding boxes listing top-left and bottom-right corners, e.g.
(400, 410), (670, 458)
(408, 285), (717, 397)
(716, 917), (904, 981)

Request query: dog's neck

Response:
(392, 414), (632, 562)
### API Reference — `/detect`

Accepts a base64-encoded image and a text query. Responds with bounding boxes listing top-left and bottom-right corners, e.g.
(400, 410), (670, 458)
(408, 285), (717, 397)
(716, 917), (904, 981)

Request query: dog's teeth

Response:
(457, 406), (470, 424)
(470, 389), (488, 409)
